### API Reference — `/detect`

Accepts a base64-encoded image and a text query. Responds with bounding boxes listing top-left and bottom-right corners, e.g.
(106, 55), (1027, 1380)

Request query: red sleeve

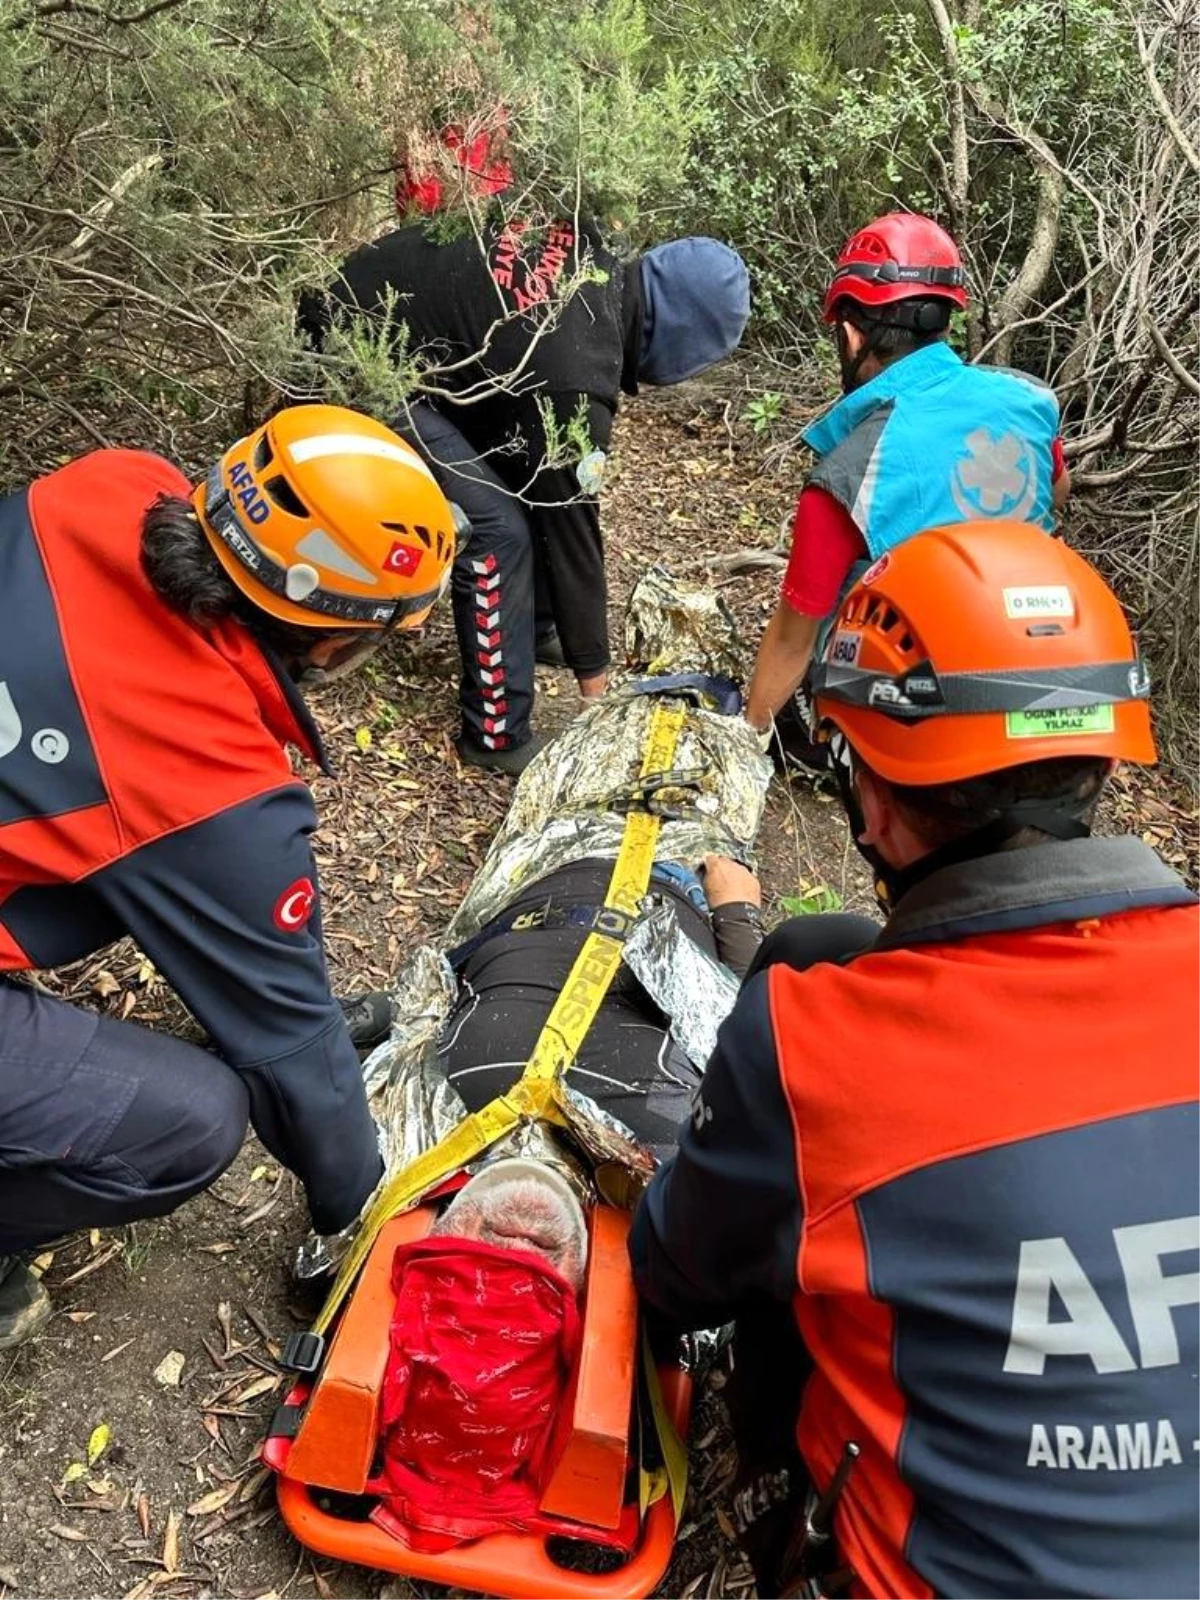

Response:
(1051, 435), (1065, 482)
(780, 486), (868, 618)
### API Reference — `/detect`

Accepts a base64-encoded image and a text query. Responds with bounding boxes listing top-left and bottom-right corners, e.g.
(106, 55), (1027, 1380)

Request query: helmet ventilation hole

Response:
(253, 435), (274, 471)
(384, 520), (447, 557)
(264, 476), (308, 518)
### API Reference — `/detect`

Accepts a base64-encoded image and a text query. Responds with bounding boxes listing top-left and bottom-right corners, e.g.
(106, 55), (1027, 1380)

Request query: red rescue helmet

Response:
(810, 521), (1156, 788)
(823, 213), (968, 323)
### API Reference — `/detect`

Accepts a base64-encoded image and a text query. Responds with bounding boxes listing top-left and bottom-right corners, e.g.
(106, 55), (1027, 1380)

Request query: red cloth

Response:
(396, 122), (513, 216)
(781, 485), (867, 618)
(370, 1235), (580, 1552)
(781, 435), (1066, 619)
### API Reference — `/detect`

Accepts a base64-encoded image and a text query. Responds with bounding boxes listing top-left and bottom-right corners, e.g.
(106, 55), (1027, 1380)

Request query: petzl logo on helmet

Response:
(383, 540), (423, 577)
(273, 877), (316, 933)
(868, 679), (913, 708)
(951, 428), (1039, 521)
(224, 522), (262, 571)
(899, 664), (942, 703)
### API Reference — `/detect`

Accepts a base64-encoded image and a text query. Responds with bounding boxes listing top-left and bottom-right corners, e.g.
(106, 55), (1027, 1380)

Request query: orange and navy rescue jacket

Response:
(632, 837), (1199, 1598)
(0, 449), (379, 1234)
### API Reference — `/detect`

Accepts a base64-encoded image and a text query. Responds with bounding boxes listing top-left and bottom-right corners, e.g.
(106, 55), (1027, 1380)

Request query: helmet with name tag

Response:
(810, 520), (1157, 785)
(194, 405), (457, 631)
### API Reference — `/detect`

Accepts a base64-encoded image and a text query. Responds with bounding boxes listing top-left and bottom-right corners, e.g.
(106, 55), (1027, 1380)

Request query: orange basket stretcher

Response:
(264, 1200), (692, 1599)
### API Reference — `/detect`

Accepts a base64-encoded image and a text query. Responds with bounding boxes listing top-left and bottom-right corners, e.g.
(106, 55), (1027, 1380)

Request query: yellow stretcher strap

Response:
(638, 1326), (690, 1526)
(313, 703), (688, 1336)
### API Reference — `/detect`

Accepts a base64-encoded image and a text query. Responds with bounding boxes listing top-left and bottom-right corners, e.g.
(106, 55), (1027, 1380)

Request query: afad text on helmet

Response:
(829, 631), (863, 667)
(229, 459), (270, 526)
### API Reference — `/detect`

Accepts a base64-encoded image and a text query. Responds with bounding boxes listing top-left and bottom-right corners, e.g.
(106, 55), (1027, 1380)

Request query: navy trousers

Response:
(0, 979), (248, 1253)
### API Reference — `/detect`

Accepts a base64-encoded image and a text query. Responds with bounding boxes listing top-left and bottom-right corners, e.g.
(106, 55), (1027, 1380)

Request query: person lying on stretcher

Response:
(437, 850), (765, 1160)
(287, 575), (774, 1560)
(361, 849), (766, 1553)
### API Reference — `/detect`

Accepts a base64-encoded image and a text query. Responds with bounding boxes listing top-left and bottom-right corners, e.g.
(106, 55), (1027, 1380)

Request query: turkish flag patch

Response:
(383, 541), (423, 577)
(273, 877), (316, 934)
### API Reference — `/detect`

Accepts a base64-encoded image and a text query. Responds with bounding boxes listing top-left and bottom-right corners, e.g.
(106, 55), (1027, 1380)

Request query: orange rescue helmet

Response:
(195, 405), (457, 632)
(810, 521), (1157, 787)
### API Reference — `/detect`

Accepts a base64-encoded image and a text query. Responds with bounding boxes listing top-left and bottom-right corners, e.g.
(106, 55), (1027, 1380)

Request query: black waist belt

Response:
(446, 899), (637, 971)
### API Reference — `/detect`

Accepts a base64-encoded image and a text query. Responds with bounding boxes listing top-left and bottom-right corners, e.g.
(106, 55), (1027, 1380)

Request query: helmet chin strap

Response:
(830, 753), (1093, 912)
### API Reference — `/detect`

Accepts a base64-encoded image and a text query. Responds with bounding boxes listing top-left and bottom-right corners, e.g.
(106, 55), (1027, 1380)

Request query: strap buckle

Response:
(605, 765), (708, 820)
(266, 1400), (307, 1440)
(281, 1330), (325, 1375)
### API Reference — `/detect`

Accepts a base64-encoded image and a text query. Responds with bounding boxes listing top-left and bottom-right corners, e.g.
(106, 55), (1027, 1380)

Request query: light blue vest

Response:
(804, 341), (1060, 561)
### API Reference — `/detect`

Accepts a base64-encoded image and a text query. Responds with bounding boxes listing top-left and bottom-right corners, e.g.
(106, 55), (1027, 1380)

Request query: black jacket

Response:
(298, 219), (641, 667)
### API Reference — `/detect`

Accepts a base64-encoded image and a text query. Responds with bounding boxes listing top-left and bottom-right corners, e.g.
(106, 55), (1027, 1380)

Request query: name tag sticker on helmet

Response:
(829, 630), (863, 666)
(1003, 585), (1074, 619)
(1006, 705), (1115, 739)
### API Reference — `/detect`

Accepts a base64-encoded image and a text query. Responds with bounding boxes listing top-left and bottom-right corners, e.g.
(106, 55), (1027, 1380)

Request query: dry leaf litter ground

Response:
(1, 388), (1195, 1600)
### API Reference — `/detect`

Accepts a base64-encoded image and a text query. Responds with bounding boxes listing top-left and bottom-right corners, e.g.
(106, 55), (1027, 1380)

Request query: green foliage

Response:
(0, 0), (436, 479)
(536, 394), (596, 471)
(0, 0), (709, 483)
(286, 286), (422, 421)
(645, 0), (1146, 337)
(780, 885), (844, 916)
(740, 390), (786, 435)
(491, 0), (705, 231)
(649, 0), (902, 328)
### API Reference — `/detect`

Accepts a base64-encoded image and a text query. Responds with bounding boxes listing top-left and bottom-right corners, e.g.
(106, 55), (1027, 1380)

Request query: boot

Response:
(337, 991), (395, 1053)
(456, 731), (548, 777)
(0, 1255), (52, 1350)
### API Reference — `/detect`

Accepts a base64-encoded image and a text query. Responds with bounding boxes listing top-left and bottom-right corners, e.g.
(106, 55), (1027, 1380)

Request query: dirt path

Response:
(0, 390), (1192, 1600)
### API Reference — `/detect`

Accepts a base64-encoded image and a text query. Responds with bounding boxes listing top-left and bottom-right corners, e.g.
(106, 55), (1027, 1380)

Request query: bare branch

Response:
(1132, 9), (1199, 175)
(921, 0), (970, 237)
(991, 159), (1064, 366)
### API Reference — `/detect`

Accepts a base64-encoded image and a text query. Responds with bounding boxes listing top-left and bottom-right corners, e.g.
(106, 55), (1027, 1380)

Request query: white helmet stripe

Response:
(295, 528), (379, 585)
(287, 433), (438, 483)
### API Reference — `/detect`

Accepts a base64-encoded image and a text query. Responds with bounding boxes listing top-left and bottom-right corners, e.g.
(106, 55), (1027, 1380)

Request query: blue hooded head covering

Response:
(638, 238), (750, 385)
